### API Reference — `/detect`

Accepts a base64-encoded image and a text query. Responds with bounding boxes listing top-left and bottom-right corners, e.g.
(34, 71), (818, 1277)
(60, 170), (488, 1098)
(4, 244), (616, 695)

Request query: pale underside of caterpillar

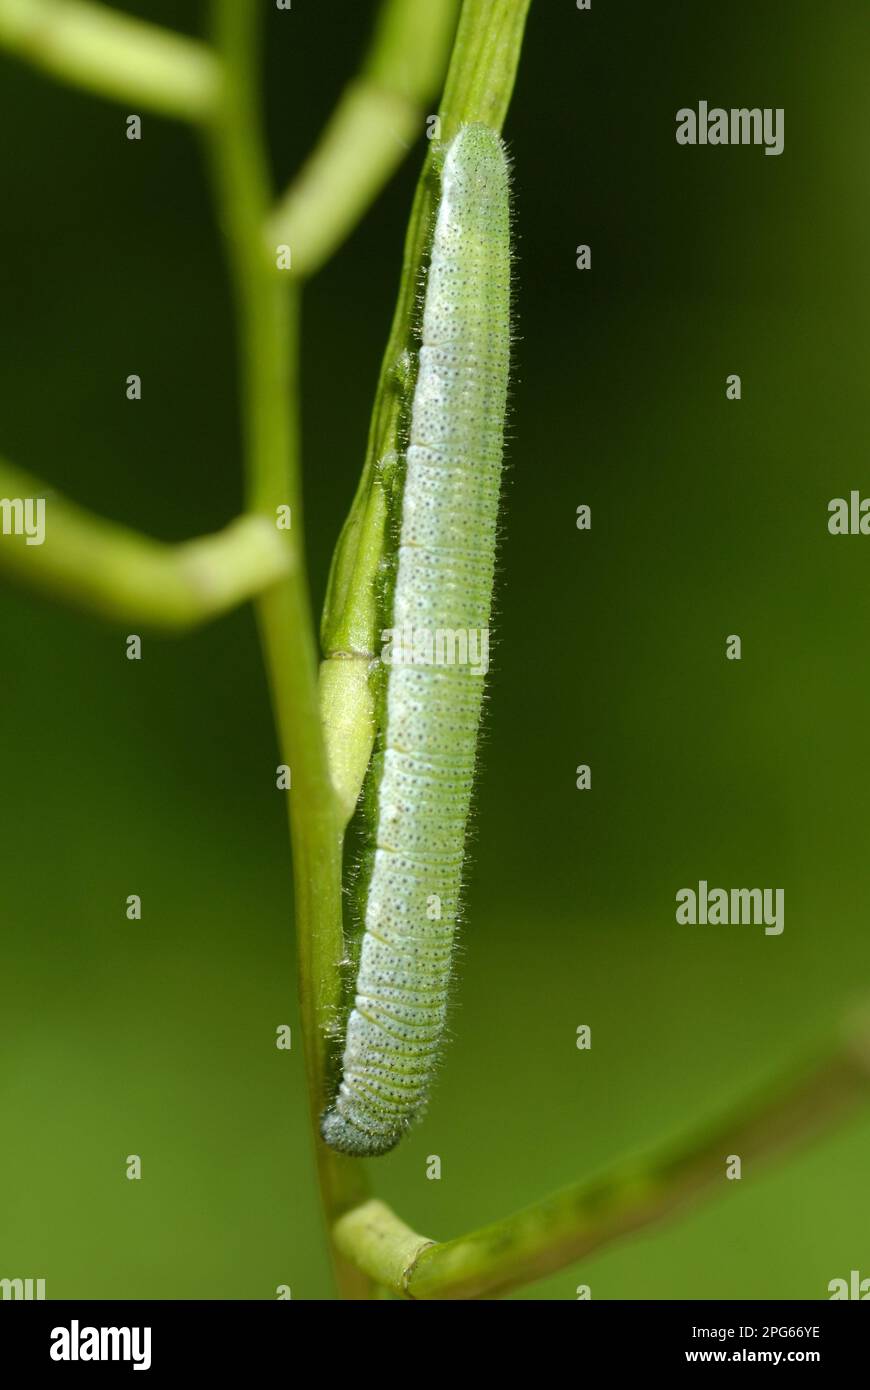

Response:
(321, 124), (511, 1157)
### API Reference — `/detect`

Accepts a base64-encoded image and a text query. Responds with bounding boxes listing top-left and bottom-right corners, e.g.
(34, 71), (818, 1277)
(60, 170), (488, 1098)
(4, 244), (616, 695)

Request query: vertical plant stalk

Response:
(208, 0), (371, 1298)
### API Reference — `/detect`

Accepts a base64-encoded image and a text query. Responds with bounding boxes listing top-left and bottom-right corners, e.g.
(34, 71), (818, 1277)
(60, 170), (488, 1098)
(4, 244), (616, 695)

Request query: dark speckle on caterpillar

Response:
(321, 124), (511, 1157)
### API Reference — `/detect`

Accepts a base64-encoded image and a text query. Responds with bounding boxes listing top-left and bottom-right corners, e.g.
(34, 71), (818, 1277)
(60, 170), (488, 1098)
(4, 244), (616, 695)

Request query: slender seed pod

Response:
(322, 123), (511, 1157)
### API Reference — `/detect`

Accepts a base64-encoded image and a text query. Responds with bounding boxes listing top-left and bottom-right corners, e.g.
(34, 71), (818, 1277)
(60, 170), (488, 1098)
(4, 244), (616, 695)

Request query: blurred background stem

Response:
(0, 0), (219, 120)
(0, 458), (289, 627)
(267, 0), (459, 279)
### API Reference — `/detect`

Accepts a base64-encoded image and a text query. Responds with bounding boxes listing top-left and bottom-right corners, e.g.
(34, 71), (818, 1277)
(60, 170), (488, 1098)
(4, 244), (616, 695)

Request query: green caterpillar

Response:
(321, 124), (511, 1157)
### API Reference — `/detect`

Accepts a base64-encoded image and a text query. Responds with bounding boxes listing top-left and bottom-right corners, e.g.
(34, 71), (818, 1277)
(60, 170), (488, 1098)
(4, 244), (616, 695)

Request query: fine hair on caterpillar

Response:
(321, 123), (512, 1157)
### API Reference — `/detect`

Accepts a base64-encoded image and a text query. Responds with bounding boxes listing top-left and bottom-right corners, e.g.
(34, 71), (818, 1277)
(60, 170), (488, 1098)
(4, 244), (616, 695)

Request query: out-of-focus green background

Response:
(2, 0), (868, 1299)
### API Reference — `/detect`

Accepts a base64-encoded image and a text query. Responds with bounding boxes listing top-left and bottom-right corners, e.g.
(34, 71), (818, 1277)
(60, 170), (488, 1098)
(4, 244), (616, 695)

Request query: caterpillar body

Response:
(321, 124), (511, 1157)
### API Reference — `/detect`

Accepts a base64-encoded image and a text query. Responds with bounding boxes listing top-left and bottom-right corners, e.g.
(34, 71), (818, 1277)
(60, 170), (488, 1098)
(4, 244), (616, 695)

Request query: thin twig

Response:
(0, 0), (220, 122)
(266, 0), (459, 280)
(0, 457), (288, 627)
(333, 1017), (870, 1299)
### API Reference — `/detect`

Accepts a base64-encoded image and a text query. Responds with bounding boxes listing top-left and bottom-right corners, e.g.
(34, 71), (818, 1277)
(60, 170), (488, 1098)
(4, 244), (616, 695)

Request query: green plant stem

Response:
(334, 1020), (870, 1298)
(411, 1038), (870, 1299)
(438, 0), (533, 132)
(208, 0), (371, 1298)
(321, 0), (532, 662)
(0, 0), (220, 122)
(0, 458), (288, 627)
(267, 0), (459, 280)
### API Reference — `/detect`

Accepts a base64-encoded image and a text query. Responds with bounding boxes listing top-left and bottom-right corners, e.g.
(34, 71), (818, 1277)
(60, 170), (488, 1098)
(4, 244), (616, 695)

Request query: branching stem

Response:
(336, 1019), (870, 1298)
(0, 457), (288, 628)
(0, 0), (219, 121)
